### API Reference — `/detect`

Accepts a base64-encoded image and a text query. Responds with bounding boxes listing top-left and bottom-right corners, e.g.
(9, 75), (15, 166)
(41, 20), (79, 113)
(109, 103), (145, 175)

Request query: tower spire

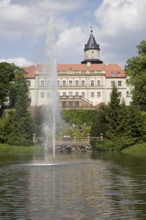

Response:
(81, 27), (103, 64)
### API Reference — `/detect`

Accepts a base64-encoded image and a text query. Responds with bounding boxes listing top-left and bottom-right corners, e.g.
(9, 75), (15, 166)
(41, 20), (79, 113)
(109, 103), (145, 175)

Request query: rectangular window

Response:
(97, 80), (100, 86)
(58, 80), (60, 86)
(69, 80), (72, 86)
(75, 92), (79, 96)
(97, 92), (101, 97)
(91, 92), (94, 97)
(69, 92), (72, 97)
(40, 80), (45, 87)
(82, 92), (85, 97)
(75, 80), (79, 86)
(63, 92), (66, 96)
(118, 81), (122, 86)
(41, 92), (45, 98)
(63, 80), (66, 86)
(81, 80), (85, 86)
(118, 92), (122, 97)
(111, 81), (115, 87)
(91, 80), (94, 86)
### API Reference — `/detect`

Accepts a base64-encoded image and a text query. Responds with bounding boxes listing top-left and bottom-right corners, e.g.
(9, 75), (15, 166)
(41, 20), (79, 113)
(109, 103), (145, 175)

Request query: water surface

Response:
(0, 152), (146, 220)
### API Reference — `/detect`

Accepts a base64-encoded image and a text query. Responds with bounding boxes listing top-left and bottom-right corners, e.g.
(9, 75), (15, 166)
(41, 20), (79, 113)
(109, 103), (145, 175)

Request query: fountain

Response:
(41, 16), (61, 161)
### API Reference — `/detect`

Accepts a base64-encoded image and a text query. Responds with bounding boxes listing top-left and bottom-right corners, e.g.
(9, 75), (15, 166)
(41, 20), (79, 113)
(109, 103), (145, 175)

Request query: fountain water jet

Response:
(41, 16), (61, 161)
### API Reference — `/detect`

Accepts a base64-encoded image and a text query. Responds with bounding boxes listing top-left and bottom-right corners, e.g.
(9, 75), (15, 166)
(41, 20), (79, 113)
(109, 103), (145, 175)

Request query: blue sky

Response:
(0, 0), (146, 68)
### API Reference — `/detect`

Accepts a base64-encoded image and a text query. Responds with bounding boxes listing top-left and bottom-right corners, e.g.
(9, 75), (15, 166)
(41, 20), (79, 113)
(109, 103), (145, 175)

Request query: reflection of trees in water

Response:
(27, 154), (143, 219)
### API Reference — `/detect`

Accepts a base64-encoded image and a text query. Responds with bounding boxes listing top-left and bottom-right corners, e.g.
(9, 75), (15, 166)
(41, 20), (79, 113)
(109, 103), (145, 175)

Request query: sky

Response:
(0, 0), (146, 68)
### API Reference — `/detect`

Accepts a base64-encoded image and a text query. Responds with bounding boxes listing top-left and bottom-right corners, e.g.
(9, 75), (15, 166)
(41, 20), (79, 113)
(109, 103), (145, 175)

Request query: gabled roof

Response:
(24, 64), (126, 79)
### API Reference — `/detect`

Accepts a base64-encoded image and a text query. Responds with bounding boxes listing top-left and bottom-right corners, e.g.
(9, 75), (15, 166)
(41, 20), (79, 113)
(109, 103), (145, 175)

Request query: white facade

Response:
(26, 64), (132, 108)
(25, 31), (132, 108)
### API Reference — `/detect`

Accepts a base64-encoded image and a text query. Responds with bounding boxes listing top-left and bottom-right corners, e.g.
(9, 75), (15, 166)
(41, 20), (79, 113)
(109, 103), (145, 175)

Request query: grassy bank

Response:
(0, 144), (43, 154)
(122, 142), (146, 154)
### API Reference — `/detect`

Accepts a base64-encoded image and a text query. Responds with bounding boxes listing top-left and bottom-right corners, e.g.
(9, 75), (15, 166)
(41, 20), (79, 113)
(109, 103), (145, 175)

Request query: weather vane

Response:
(90, 26), (93, 33)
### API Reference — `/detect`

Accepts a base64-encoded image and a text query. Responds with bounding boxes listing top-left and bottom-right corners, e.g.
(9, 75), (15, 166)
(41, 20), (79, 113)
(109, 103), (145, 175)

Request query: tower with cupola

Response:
(81, 28), (103, 64)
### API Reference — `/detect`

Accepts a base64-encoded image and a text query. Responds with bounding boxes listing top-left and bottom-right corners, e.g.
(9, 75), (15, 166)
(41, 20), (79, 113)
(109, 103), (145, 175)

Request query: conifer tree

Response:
(105, 85), (121, 139)
(104, 86), (146, 149)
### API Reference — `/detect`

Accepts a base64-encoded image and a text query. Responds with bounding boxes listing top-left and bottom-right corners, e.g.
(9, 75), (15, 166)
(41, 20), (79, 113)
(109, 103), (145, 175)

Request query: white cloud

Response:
(0, 57), (34, 67)
(57, 27), (86, 63)
(95, 0), (146, 36)
(34, 0), (85, 12)
(0, 3), (45, 39)
(0, 0), (85, 39)
(0, 0), (10, 8)
(93, 0), (146, 66)
(0, 0), (145, 67)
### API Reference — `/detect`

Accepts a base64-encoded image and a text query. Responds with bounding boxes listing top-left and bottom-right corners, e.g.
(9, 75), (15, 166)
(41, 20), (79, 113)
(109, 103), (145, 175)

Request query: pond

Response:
(0, 152), (146, 220)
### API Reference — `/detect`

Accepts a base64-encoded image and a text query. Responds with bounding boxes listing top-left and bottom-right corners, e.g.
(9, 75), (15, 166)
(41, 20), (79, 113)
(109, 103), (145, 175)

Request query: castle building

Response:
(24, 30), (132, 109)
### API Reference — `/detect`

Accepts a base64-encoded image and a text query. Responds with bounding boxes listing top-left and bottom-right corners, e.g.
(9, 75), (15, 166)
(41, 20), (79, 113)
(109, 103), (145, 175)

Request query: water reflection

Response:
(0, 153), (146, 219)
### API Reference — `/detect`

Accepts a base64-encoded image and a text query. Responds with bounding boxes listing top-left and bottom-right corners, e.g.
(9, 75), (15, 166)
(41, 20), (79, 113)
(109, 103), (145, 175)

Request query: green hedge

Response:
(61, 109), (97, 126)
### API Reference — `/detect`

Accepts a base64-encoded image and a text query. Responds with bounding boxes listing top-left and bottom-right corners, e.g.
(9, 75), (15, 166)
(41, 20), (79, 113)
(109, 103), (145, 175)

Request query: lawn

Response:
(0, 144), (43, 154)
(122, 142), (146, 154)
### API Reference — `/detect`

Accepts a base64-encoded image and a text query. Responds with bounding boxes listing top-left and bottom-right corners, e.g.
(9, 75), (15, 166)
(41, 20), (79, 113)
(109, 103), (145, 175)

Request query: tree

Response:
(125, 40), (146, 111)
(0, 112), (13, 143)
(7, 77), (33, 146)
(90, 103), (107, 137)
(0, 62), (24, 116)
(100, 86), (146, 151)
(105, 85), (121, 139)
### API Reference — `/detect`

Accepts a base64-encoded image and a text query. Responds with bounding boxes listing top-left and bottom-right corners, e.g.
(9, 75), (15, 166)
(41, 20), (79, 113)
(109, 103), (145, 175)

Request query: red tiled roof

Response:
(57, 64), (106, 71)
(24, 65), (36, 78)
(105, 64), (126, 78)
(24, 63), (126, 78)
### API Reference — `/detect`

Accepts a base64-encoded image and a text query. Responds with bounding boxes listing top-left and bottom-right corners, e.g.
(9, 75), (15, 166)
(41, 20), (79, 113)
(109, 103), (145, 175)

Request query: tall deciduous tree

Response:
(125, 40), (146, 111)
(0, 62), (24, 116)
(7, 77), (33, 146)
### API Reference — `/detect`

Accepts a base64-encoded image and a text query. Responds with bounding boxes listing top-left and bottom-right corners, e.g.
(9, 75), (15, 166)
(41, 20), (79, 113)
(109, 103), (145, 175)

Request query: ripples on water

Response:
(0, 153), (146, 220)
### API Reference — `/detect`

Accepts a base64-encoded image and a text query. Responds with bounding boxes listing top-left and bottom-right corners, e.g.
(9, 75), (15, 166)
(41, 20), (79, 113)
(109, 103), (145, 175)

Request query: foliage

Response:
(0, 62), (24, 116)
(59, 124), (91, 138)
(30, 106), (45, 136)
(31, 108), (95, 138)
(61, 109), (97, 126)
(93, 136), (136, 152)
(90, 102), (107, 146)
(91, 85), (146, 151)
(104, 85), (121, 139)
(125, 40), (146, 111)
(0, 111), (14, 143)
(7, 77), (33, 146)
